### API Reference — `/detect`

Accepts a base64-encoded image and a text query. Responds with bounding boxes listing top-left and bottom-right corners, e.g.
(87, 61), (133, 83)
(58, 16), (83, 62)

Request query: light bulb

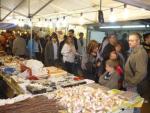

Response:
(79, 13), (85, 25)
(123, 8), (129, 19)
(48, 19), (53, 28)
(109, 8), (116, 22)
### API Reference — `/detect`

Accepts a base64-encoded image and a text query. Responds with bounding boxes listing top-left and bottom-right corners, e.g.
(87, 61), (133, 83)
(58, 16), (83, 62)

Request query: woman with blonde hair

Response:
(61, 36), (76, 74)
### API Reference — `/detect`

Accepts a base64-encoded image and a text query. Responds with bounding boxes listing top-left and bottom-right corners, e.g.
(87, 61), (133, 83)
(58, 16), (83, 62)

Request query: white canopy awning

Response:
(0, 0), (150, 26)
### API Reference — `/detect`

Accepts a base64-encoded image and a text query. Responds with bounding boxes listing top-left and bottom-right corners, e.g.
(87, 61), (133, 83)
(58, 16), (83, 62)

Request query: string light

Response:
(57, 18), (59, 21)
(56, 17), (61, 28)
(36, 18), (42, 27)
(43, 18), (48, 27)
(109, 8), (116, 22)
(27, 18), (32, 27)
(123, 4), (129, 19)
(62, 16), (68, 27)
(110, 8), (113, 12)
(124, 4), (127, 8)
(18, 18), (24, 27)
(8, 3), (141, 27)
(48, 19), (53, 28)
(79, 12), (85, 25)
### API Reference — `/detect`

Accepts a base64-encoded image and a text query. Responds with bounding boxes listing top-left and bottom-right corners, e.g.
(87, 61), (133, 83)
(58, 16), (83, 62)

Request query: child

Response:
(99, 60), (120, 89)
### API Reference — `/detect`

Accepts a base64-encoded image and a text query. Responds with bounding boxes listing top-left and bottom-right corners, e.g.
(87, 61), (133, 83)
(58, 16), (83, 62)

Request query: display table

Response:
(0, 57), (144, 113)
(0, 83), (142, 113)
(0, 95), (65, 113)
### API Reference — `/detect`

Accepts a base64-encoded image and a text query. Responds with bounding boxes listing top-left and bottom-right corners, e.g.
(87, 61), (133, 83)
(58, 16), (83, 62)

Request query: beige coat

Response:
(12, 37), (26, 56)
(44, 41), (59, 66)
(125, 45), (148, 87)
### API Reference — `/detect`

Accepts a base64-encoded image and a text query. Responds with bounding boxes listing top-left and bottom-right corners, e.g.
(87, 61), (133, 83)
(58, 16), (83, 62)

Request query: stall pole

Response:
(30, 18), (33, 59)
(28, 0), (32, 59)
(0, 0), (1, 21)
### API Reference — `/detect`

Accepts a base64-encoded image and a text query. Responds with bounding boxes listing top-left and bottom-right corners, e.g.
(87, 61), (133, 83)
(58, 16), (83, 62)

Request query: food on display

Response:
(61, 80), (86, 88)
(0, 96), (65, 113)
(0, 94), (32, 106)
(45, 66), (68, 77)
(0, 56), (144, 113)
(45, 85), (142, 113)
(26, 84), (47, 94)
(23, 59), (48, 77)
(25, 76), (87, 94)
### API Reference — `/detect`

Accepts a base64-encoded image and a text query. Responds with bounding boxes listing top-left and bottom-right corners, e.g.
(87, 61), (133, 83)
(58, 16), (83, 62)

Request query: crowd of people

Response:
(0, 29), (150, 101)
(81, 32), (150, 113)
(0, 29), (87, 72)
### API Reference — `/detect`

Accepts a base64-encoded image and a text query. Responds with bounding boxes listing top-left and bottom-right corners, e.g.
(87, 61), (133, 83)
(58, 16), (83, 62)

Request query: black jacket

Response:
(73, 37), (78, 51)
(101, 43), (115, 61)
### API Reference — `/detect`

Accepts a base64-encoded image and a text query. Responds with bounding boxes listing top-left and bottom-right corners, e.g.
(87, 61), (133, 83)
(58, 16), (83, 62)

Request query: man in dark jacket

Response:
(58, 35), (67, 62)
(140, 32), (150, 101)
(142, 32), (150, 80)
(101, 34), (118, 61)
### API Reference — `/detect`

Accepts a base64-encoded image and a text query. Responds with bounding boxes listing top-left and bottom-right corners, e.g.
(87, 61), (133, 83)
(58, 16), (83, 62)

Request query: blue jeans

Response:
(134, 108), (141, 113)
(126, 86), (141, 113)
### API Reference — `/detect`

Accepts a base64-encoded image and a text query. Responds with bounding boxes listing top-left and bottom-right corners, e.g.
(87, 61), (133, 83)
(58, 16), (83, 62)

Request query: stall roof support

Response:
(1, 0), (25, 21)
(114, 0), (150, 11)
(30, 0), (54, 18)
(28, 0), (30, 18)
(1, 5), (27, 18)
(0, 0), (1, 21)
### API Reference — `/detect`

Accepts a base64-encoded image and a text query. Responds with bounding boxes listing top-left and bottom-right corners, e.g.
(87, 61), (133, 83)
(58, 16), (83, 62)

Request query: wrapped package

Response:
(23, 59), (47, 77)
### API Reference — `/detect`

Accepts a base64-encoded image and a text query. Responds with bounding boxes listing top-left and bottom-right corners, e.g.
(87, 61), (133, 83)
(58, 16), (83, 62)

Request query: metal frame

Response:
(0, 0), (55, 19)
(27, 0), (33, 58)
(0, 0), (1, 21)
(114, 0), (150, 11)
(1, 5), (27, 18)
(28, 0), (30, 18)
(30, 0), (54, 18)
(100, 0), (102, 10)
(1, 0), (25, 21)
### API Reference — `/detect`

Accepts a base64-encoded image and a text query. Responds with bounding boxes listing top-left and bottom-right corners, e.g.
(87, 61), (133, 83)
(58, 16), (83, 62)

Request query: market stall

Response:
(0, 56), (144, 113)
